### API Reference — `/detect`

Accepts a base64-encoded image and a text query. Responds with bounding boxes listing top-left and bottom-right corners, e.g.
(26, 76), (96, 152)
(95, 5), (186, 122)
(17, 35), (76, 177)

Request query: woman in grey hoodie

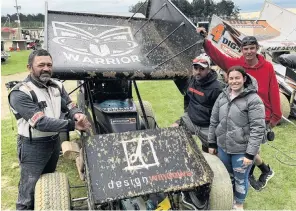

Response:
(208, 66), (266, 210)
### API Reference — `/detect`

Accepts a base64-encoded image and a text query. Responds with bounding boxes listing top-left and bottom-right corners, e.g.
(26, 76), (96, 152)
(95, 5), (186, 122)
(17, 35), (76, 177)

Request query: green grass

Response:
(1, 50), (31, 76)
(134, 81), (184, 126)
(2, 80), (296, 210)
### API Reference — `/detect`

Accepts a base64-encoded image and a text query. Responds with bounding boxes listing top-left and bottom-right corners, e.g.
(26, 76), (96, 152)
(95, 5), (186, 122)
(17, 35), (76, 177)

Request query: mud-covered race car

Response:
(33, 0), (233, 210)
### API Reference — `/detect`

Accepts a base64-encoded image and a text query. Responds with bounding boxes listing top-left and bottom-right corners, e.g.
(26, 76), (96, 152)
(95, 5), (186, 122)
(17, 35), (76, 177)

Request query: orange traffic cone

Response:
(16, 43), (20, 51)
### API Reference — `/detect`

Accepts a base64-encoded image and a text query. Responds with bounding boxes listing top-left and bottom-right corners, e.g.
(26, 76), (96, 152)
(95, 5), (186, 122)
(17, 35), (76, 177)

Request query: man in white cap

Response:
(172, 54), (223, 152)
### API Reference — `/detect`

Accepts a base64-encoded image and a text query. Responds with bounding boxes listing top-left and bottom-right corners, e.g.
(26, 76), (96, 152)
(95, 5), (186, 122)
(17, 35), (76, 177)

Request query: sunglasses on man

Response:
(193, 65), (206, 70)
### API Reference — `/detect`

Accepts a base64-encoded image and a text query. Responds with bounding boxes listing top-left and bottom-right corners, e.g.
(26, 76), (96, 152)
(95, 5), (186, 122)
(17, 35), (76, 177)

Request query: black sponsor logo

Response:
(222, 37), (241, 52)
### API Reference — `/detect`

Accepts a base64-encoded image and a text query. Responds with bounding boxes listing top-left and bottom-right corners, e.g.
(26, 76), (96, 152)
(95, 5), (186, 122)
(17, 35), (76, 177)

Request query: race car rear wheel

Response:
(35, 172), (71, 210)
(280, 92), (291, 122)
(135, 101), (156, 129)
(203, 153), (233, 210)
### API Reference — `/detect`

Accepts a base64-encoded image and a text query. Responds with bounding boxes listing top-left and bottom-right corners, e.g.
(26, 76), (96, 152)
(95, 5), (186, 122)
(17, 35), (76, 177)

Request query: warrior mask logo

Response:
(52, 21), (138, 57)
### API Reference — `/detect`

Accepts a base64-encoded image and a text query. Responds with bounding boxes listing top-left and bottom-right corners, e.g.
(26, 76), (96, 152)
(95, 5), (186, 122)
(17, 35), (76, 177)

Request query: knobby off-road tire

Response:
(35, 172), (71, 210)
(134, 101), (156, 129)
(202, 153), (233, 210)
(280, 92), (291, 122)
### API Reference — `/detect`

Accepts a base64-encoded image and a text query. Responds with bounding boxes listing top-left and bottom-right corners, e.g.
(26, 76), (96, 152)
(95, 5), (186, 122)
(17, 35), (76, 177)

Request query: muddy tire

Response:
(202, 153), (233, 210)
(280, 92), (291, 122)
(134, 101), (156, 129)
(35, 172), (71, 210)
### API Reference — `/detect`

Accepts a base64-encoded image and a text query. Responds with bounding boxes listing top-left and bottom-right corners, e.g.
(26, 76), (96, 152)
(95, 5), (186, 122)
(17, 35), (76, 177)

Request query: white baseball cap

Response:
(192, 54), (211, 68)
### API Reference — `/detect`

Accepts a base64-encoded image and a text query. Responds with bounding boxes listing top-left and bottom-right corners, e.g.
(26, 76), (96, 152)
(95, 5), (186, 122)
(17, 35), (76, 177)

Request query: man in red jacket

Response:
(196, 27), (282, 191)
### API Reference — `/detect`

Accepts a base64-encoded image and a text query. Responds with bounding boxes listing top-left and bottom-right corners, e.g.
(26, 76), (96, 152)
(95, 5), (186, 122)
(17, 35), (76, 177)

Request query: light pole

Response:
(14, 0), (22, 39)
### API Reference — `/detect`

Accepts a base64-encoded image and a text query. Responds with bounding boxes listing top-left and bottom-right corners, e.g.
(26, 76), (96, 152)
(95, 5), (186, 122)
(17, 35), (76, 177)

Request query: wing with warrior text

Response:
(45, 0), (202, 80)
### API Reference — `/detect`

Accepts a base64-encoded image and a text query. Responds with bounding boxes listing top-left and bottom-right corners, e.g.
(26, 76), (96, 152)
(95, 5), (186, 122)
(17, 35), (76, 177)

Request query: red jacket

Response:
(204, 39), (282, 126)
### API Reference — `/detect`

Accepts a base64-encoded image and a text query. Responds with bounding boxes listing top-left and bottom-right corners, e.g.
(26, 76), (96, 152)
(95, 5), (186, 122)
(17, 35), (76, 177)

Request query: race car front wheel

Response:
(35, 172), (71, 210)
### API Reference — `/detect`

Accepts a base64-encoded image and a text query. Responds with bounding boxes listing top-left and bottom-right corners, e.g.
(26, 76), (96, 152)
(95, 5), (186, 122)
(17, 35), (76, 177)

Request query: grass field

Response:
(1, 52), (296, 210)
(1, 50), (31, 76)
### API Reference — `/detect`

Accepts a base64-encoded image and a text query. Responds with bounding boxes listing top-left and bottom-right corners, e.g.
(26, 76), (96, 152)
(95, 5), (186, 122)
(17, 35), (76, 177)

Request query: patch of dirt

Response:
(1, 73), (77, 120)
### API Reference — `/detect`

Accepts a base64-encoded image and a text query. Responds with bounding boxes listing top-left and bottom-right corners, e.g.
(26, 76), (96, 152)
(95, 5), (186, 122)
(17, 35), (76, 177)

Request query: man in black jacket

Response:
(172, 54), (222, 152)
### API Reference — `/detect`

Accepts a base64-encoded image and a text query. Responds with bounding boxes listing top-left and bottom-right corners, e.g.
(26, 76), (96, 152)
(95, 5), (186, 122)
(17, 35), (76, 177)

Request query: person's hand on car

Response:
(196, 27), (208, 37)
(74, 113), (86, 121)
(75, 118), (91, 131)
(74, 113), (91, 131)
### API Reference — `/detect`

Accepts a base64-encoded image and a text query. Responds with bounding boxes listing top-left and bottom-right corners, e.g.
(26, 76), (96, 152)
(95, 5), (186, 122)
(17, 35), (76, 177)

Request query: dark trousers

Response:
(180, 112), (209, 152)
(16, 135), (60, 210)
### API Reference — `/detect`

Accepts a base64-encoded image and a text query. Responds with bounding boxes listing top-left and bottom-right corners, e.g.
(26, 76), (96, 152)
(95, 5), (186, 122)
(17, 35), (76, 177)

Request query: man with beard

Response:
(8, 49), (91, 210)
(196, 28), (282, 191)
(172, 54), (222, 153)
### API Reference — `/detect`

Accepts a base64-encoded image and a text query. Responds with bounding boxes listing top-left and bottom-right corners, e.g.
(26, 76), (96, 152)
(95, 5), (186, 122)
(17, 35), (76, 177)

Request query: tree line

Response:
(1, 13), (44, 28)
(1, 0), (240, 28)
(129, 0), (240, 23)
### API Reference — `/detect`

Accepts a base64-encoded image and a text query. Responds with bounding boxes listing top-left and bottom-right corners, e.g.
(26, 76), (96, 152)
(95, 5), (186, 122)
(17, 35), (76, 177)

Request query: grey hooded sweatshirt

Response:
(208, 74), (266, 160)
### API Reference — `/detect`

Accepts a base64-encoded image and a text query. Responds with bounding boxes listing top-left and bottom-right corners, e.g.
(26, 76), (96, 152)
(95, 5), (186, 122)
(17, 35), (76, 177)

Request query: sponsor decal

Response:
(209, 20), (243, 58)
(122, 135), (159, 171)
(51, 21), (140, 64)
(111, 118), (136, 124)
(221, 37), (241, 52)
(224, 20), (280, 41)
(104, 135), (195, 191)
(226, 20), (269, 28)
(208, 15), (296, 56)
(210, 23), (226, 43)
(149, 171), (193, 182)
(221, 44), (241, 58)
(107, 171), (193, 189)
(266, 46), (296, 51)
(189, 88), (204, 96)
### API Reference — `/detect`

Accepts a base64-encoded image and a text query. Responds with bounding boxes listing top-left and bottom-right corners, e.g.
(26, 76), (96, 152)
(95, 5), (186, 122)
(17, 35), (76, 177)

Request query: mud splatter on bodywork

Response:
(83, 126), (213, 204)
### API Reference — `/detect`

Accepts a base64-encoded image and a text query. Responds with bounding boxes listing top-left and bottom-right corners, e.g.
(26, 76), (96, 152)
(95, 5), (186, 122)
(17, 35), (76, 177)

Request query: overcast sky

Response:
(1, 0), (296, 16)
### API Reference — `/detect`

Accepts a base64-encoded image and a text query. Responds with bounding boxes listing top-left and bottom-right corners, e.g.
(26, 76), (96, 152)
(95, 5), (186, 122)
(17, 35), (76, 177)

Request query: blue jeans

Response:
(16, 135), (60, 210)
(217, 147), (253, 204)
